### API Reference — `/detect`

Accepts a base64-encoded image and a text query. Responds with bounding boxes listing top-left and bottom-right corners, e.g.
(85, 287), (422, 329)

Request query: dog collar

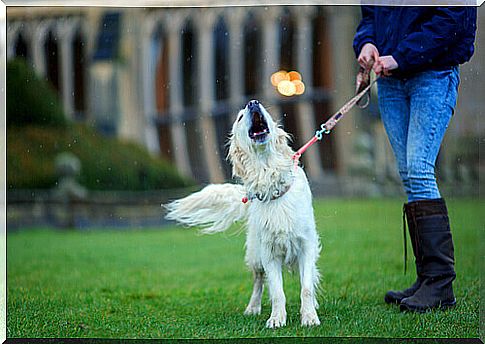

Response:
(242, 181), (293, 204)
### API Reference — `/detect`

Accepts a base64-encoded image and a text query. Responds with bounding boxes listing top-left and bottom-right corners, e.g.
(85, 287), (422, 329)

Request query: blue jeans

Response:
(377, 67), (460, 202)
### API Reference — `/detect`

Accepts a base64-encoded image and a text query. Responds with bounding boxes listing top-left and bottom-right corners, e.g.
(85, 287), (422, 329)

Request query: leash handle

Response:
(356, 65), (374, 108)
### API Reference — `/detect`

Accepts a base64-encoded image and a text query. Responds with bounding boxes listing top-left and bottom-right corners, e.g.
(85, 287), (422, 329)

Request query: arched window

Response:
(312, 9), (336, 171)
(278, 8), (300, 151)
(181, 19), (208, 182)
(151, 25), (173, 161)
(214, 17), (230, 102)
(243, 12), (262, 98)
(213, 16), (232, 179)
(14, 31), (29, 61)
(279, 8), (295, 71)
(44, 29), (60, 93)
(153, 26), (169, 115)
(72, 29), (87, 120)
(181, 20), (197, 107)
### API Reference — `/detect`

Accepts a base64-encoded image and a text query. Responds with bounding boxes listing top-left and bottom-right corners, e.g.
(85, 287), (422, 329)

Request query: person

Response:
(353, 6), (477, 313)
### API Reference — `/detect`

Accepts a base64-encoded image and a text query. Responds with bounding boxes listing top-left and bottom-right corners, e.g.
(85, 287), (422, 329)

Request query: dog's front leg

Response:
(263, 258), (287, 328)
(298, 246), (320, 327)
(244, 269), (264, 315)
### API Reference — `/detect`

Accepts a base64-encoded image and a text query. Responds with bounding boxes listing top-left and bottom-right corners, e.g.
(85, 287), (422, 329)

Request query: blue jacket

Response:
(353, 6), (477, 77)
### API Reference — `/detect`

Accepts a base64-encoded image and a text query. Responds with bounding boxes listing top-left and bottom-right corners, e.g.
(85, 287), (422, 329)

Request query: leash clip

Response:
(315, 124), (331, 141)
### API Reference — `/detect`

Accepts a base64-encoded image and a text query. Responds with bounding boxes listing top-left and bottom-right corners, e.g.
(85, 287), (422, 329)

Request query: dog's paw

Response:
(301, 311), (320, 327)
(266, 311), (287, 329)
(244, 305), (261, 316)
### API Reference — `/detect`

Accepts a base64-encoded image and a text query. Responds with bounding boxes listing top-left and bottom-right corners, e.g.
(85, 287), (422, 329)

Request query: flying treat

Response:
(288, 71), (302, 81)
(271, 70), (290, 87)
(271, 69), (306, 96)
(277, 80), (297, 97)
(292, 79), (305, 95)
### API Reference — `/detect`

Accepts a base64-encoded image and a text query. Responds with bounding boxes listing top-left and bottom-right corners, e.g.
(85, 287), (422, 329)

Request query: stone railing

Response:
(6, 187), (199, 231)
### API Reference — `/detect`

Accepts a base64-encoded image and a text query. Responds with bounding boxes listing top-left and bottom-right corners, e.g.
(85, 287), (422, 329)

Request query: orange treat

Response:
(292, 80), (305, 95)
(277, 80), (296, 97)
(271, 70), (289, 87)
(288, 71), (302, 81)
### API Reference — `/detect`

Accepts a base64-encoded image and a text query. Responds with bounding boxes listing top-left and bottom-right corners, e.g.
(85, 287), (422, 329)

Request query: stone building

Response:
(6, 6), (483, 196)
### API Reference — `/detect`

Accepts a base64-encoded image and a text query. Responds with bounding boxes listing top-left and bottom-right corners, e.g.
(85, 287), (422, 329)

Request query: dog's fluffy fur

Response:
(165, 101), (321, 328)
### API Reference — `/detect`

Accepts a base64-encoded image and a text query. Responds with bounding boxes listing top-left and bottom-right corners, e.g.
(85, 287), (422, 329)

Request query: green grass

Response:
(7, 198), (481, 339)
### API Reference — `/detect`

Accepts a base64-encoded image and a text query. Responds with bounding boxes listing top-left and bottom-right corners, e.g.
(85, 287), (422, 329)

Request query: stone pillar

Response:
(195, 10), (225, 183)
(261, 6), (282, 120)
(6, 22), (21, 60)
(140, 13), (161, 154)
(116, 9), (157, 150)
(58, 19), (75, 120)
(327, 7), (359, 177)
(32, 20), (50, 77)
(227, 8), (245, 119)
(166, 12), (192, 178)
(294, 7), (324, 180)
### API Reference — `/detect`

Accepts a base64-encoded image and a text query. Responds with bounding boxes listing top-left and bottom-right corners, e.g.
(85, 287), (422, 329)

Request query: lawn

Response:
(7, 198), (481, 339)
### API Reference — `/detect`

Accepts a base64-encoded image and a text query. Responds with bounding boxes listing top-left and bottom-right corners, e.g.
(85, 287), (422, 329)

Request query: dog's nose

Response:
(247, 100), (260, 112)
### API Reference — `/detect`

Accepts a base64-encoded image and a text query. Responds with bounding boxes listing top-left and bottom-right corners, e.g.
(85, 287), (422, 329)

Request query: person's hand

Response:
(358, 43), (379, 70)
(374, 56), (399, 76)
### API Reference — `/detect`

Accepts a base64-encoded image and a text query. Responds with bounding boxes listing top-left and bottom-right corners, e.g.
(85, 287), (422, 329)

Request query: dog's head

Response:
(232, 100), (275, 148)
(228, 100), (293, 180)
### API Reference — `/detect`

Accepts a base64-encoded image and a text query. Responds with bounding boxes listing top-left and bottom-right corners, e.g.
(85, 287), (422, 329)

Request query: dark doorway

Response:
(44, 30), (60, 93)
(72, 30), (86, 120)
(153, 26), (173, 162)
(213, 17), (232, 179)
(14, 32), (29, 61)
(181, 20), (208, 182)
(243, 12), (262, 98)
(312, 11), (336, 171)
(279, 9), (300, 150)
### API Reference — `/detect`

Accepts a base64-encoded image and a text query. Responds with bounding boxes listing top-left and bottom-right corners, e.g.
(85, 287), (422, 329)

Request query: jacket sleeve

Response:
(353, 6), (376, 58)
(392, 7), (471, 73)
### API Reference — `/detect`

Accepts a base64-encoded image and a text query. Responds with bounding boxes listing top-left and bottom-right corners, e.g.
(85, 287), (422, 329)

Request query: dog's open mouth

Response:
(248, 109), (270, 144)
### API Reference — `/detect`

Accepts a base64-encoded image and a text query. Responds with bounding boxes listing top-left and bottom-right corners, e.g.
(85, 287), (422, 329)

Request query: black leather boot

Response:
(400, 198), (456, 312)
(384, 203), (424, 304)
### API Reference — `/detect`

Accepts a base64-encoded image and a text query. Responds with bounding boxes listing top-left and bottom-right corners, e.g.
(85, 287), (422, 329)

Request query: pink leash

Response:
(292, 77), (378, 167)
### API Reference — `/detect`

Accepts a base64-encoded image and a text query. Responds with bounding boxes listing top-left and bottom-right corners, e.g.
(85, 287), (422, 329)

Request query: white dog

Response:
(165, 100), (321, 328)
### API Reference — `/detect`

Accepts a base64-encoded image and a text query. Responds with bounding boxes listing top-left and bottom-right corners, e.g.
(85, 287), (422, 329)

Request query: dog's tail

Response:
(164, 183), (248, 234)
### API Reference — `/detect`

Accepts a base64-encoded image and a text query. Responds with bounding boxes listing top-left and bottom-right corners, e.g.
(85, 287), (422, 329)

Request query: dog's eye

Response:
(237, 114), (243, 123)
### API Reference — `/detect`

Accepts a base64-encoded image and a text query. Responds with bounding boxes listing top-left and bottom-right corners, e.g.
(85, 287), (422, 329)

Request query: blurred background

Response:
(5, 6), (484, 230)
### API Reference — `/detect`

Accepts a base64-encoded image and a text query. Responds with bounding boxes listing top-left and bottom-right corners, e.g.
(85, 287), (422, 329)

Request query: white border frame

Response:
(1, 1), (6, 342)
(1, 2), (482, 343)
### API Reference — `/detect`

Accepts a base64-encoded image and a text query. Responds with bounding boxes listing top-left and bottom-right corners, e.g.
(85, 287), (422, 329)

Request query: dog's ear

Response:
(274, 127), (294, 158)
(228, 133), (248, 180)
